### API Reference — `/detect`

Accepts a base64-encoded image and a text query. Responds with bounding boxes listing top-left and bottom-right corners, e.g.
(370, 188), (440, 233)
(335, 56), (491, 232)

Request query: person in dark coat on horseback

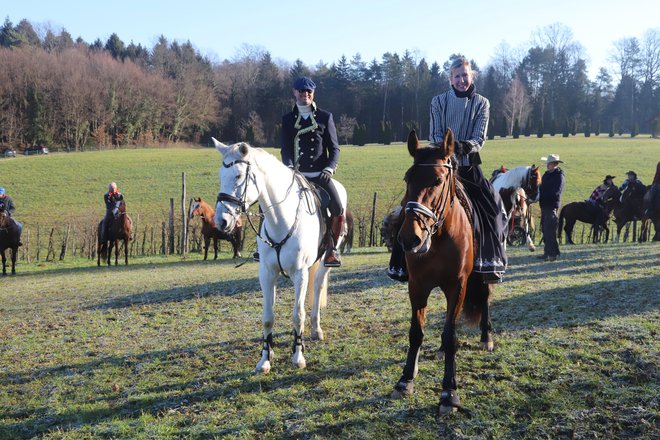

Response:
(0, 187), (23, 243)
(101, 182), (123, 242)
(281, 76), (344, 267)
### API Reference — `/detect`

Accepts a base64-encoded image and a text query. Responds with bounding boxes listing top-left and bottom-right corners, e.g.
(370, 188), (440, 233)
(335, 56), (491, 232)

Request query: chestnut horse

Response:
(97, 200), (132, 266)
(189, 197), (244, 259)
(0, 208), (21, 275)
(338, 208), (354, 254)
(392, 130), (494, 415)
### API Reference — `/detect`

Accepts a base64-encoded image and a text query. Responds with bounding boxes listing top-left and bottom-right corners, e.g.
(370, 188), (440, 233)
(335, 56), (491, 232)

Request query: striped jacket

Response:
(429, 89), (490, 166)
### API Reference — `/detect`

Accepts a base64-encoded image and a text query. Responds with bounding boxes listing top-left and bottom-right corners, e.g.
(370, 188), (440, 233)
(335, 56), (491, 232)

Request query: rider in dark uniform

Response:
(281, 76), (344, 267)
(101, 182), (124, 242)
(0, 187), (23, 244)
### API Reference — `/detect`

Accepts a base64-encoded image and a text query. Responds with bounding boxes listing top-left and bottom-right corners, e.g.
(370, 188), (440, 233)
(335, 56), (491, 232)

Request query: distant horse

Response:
(97, 200), (132, 266)
(212, 138), (348, 374)
(613, 181), (647, 243)
(491, 165), (541, 251)
(641, 187), (660, 242)
(0, 208), (21, 275)
(507, 188), (536, 247)
(189, 197), (244, 259)
(338, 208), (354, 254)
(558, 185), (620, 244)
(392, 130), (495, 415)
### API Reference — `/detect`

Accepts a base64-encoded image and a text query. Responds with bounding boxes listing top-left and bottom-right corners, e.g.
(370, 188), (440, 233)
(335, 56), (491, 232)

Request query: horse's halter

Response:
(405, 161), (455, 240)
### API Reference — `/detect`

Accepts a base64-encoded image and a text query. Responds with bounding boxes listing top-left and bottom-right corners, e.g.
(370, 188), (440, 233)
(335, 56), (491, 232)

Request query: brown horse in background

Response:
(0, 208), (21, 275)
(392, 130), (495, 415)
(189, 197), (244, 259)
(97, 200), (132, 266)
(338, 208), (354, 254)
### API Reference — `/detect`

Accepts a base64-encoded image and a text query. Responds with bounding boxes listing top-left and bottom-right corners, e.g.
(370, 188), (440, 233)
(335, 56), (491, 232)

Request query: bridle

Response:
(404, 161), (455, 239)
(217, 158), (310, 278)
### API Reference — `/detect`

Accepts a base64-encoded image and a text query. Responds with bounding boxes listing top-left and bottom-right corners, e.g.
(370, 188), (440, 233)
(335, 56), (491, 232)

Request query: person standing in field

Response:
(281, 76), (344, 267)
(387, 56), (507, 284)
(538, 154), (565, 262)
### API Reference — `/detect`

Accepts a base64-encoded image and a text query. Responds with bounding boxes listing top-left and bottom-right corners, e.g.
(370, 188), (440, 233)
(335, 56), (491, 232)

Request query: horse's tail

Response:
(462, 272), (491, 326)
(557, 207), (565, 242)
(306, 260), (328, 309)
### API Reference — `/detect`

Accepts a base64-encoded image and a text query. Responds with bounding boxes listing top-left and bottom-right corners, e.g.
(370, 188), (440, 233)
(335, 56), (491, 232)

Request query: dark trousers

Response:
(541, 207), (560, 257)
(458, 165), (508, 274)
(308, 175), (342, 216)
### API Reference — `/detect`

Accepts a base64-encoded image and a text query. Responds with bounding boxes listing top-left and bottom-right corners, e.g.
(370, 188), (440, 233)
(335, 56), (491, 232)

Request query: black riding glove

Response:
(319, 170), (333, 183)
(454, 140), (472, 155)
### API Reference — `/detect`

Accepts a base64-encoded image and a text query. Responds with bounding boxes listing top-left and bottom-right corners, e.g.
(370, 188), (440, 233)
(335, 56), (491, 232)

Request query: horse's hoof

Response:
(292, 357), (306, 369)
(256, 360), (271, 374)
(480, 341), (494, 351)
(439, 390), (461, 415)
(391, 380), (414, 398)
(311, 329), (324, 341)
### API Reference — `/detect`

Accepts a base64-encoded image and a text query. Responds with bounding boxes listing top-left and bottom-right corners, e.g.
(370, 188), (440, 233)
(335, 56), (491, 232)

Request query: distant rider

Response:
(0, 187), (23, 244)
(101, 182), (124, 242)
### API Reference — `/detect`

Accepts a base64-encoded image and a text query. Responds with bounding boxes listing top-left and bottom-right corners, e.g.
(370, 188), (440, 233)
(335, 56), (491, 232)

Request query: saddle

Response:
(293, 173), (332, 259)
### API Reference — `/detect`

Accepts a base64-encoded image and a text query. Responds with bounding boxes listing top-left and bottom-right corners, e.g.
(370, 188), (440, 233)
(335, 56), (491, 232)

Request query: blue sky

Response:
(4, 0), (659, 79)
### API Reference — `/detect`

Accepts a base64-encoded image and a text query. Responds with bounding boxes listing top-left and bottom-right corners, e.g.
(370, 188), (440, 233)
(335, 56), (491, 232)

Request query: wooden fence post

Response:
(369, 192), (377, 247)
(169, 198), (175, 254)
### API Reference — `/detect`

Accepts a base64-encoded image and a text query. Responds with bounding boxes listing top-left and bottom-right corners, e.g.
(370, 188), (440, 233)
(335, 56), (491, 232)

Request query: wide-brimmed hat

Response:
(541, 153), (563, 163)
(625, 170), (637, 176)
(604, 175), (616, 181)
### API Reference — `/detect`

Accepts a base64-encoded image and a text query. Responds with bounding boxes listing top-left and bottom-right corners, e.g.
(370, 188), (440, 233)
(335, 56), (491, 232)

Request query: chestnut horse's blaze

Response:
(392, 129), (495, 415)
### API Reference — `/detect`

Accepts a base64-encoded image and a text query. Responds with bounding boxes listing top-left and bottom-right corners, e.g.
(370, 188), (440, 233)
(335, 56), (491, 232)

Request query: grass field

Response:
(0, 135), (658, 438)
(0, 243), (658, 439)
(1, 135), (658, 231)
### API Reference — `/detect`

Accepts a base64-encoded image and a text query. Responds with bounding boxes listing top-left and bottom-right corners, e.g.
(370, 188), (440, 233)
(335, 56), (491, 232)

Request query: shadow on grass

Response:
(0, 335), (403, 438)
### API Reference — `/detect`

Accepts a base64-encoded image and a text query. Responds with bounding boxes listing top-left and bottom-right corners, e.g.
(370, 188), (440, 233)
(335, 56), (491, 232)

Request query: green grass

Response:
(1, 135), (658, 231)
(0, 244), (658, 438)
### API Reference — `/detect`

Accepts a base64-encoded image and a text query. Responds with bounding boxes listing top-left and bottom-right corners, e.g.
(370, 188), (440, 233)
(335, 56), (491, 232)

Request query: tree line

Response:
(1, 18), (658, 150)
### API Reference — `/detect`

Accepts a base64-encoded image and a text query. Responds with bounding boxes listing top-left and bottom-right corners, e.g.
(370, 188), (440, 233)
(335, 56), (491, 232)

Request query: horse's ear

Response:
(444, 128), (455, 155)
(238, 142), (249, 156)
(407, 130), (419, 157)
(212, 137), (229, 155)
(194, 197), (201, 202)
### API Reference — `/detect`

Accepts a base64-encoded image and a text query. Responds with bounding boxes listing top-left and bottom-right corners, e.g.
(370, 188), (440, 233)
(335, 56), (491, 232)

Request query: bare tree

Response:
(336, 114), (357, 145)
(502, 77), (531, 136)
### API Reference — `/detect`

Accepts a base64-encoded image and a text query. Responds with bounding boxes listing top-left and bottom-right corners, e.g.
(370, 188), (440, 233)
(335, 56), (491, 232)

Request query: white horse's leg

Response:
(256, 268), (277, 374)
(310, 263), (329, 340)
(291, 269), (309, 369)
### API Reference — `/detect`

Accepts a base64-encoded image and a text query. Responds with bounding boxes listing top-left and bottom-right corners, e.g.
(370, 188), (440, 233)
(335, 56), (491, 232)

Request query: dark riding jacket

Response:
(539, 168), (565, 210)
(281, 103), (340, 175)
(104, 191), (124, 211)
(0, 195), (16, 215)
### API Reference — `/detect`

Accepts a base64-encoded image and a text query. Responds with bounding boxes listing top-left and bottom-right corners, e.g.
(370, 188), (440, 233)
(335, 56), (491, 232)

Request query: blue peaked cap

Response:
(293, 76), (316, 90)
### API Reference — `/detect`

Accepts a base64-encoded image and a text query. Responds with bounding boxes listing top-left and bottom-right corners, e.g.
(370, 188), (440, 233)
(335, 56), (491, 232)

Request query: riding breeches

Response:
(308, 175), (343, 217)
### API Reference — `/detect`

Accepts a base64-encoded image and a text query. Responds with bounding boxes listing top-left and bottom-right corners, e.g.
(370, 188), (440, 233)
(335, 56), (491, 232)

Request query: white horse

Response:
(491, 165), (541, 252)
(212, 138), (348, 374)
